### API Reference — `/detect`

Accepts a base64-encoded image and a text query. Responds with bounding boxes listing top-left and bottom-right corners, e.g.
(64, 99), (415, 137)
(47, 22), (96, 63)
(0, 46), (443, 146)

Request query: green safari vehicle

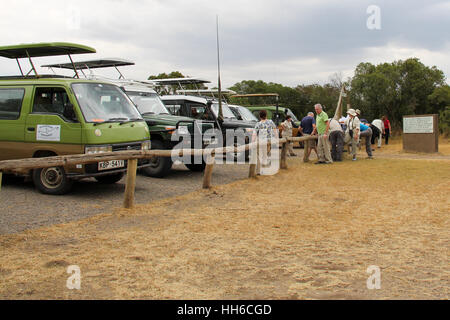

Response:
(0, 43), (151, 195)
(42, 59), (218, 176)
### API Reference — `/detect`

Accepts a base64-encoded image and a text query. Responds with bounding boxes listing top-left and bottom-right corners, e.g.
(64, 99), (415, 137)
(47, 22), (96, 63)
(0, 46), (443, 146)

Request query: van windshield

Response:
(72, 83), (142, 123)
(238, 106), (258, 122)
(127, 92), (170, 115)
(211, 103), (236, 119)
(286, 109), (299, 122)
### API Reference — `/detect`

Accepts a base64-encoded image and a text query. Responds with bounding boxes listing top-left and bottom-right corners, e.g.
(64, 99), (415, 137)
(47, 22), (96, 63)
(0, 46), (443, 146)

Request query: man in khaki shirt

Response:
(345, 109), (360, 161)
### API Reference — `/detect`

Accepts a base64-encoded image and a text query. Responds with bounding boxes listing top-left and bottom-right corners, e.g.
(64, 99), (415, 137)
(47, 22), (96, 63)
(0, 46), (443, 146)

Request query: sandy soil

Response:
(0, 142), (449, 300)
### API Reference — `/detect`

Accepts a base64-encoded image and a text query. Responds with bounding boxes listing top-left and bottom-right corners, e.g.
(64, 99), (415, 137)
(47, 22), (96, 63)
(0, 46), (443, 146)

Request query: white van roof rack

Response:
(42, 58), (135, 80)
(0, 42), (96, 78)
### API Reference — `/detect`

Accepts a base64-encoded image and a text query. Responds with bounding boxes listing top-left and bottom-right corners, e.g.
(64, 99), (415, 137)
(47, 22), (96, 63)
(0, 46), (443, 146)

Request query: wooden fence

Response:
(0, 136), (317, 208)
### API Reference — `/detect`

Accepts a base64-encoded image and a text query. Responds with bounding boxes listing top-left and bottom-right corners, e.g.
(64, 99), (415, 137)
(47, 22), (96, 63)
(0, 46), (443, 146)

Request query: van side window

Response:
(0, 88), (25, 120)
(165, 104), (181, 116)
(33, 87), (70, 116)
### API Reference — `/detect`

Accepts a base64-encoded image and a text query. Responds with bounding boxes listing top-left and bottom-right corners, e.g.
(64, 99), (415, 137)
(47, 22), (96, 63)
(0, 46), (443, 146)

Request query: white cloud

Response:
(0, 0), (448, 88)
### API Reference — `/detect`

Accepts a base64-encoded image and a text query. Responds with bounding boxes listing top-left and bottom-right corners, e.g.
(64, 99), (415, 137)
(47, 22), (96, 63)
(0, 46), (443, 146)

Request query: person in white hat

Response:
(345, 109), (360, 161)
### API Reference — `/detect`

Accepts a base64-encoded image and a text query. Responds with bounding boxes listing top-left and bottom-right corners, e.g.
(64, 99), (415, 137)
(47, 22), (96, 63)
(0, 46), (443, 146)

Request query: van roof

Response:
(152, 78), (211, 86)
(0, 76), (119, 86)
(160, 95), (208, 105)
(176, 89), (236, 96)
(41, 58), (134, 70)
(231, 93), (279, 98)
(0, 42), (96, 59)
(245, 105), (289, 111)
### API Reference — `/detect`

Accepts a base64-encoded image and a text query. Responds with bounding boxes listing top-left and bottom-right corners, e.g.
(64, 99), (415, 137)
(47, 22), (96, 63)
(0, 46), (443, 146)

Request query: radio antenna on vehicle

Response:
(216, 15), (224, 121)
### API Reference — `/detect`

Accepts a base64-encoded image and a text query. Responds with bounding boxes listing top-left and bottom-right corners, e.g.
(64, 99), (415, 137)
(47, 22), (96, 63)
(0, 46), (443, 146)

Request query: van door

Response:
(0, 86), (29, 160)
(25, 86), (82, 156)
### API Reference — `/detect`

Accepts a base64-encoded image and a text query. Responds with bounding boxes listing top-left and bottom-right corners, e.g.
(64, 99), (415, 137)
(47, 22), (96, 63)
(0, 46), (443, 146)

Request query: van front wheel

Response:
(32, 166), (73, 195)
(142, 140), (173, 178)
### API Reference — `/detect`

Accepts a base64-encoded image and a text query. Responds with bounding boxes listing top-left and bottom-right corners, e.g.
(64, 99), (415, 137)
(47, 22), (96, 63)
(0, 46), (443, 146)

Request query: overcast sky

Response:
(1, 0), (449, 88)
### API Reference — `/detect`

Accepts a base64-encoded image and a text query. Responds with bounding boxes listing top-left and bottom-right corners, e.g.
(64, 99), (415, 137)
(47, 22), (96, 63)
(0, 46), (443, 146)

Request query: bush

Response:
(439, 106), (450, 137)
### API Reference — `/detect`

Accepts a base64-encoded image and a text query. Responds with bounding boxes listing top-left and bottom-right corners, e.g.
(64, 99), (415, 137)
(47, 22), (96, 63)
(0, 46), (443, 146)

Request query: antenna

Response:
(216, 15), (224, 121)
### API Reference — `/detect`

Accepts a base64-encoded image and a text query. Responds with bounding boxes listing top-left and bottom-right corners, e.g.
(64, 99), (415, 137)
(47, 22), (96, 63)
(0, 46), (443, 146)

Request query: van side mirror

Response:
(63, 103), (77, 121)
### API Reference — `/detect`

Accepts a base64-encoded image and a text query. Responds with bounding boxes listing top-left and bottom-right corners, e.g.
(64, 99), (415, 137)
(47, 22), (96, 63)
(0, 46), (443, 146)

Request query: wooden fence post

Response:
(280, 141), (288, 170)
(249, 141), (258, 178)
(202, 152), (215, 189)
(303, 139), (310, 163)
(123, 159), (138, 209)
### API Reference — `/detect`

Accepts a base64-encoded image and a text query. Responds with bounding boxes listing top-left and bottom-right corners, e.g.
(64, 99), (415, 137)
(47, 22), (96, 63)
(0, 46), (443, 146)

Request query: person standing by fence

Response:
(371, 118), (385, 148)
(345, 109), (360, 161)
(313, 104), (332, 164)
(281, 115), (296, 157)
(254, 110), (277, 173)
(359, 122), (374, 159)
(300, 112), (318, 162)
(383, 116), (392, 145)
(329, 118), (344, 162)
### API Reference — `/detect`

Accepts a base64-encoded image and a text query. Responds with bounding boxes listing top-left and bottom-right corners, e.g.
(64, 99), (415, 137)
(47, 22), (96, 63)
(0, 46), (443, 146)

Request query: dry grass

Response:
(0, 144), (449, 300)
(378, 136), (450, 157)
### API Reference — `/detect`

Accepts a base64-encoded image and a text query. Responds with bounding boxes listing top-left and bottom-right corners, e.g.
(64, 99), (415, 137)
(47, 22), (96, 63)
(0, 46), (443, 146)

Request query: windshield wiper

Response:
(141, 112), (155, 116)
(93, 118), (127, 126)
(119, 118), (143, 125)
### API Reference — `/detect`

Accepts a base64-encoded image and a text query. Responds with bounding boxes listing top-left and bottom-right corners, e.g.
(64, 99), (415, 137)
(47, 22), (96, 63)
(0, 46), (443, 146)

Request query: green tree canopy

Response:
(349, 58), (445, 126)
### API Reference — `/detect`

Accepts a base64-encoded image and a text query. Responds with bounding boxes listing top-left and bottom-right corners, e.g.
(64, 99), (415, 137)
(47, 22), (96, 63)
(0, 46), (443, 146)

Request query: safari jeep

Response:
(152, 78), (256, 162)
(0, 43), (151, 195)
(41, 59), (218, 176)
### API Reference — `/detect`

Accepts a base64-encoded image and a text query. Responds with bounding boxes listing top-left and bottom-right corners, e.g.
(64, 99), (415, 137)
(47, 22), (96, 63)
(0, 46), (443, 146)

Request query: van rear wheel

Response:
(32, 166), (73, 195)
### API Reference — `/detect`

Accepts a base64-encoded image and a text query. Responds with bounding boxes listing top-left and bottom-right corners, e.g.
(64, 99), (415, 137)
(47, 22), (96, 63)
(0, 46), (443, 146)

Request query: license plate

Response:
(204, 138), (218, 145)
(98, 160), (125, 171)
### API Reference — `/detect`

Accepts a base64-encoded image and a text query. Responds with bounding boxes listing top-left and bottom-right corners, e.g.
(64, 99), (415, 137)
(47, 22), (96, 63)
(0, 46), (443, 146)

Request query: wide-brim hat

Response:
(356, 109), (361, 115)
(347, 109), (357, 116)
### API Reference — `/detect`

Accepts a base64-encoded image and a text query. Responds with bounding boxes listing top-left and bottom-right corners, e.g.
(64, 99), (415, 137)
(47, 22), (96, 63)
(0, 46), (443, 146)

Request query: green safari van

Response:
(0, 43), (151, 195)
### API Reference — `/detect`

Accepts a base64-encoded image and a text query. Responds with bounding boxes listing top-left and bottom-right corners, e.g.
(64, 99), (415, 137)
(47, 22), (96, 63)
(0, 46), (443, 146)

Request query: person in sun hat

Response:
(356, 109), (368, 124)
(345, 109), (360, 161)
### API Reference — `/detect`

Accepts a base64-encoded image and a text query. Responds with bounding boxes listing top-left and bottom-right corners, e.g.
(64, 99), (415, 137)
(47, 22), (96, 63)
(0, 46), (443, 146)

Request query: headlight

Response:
(85, 145), (112, 154)
(177, 126), (189, 135)
(141, 140), (151, 150)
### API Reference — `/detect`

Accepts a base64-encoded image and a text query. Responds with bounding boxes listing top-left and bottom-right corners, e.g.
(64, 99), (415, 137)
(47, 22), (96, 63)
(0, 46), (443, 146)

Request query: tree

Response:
(148, 71), (207, 94)
(148, 71), (185, 80)
(349, 58), (446, 128)
(429, 85), (450, 135)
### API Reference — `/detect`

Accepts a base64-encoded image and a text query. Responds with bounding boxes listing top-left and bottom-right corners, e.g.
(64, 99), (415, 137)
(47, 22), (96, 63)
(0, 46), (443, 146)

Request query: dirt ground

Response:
(0, 138), (449, 300)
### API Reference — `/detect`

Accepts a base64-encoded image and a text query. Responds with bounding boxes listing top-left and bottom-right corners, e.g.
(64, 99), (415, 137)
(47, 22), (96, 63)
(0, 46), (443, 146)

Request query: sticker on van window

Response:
(37, 125), (61, 142)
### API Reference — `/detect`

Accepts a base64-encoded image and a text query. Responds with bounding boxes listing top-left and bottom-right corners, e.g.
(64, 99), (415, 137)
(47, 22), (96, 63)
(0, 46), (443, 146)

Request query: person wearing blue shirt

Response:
(359, 123), (373, 159)
(299, 112), (318, 162)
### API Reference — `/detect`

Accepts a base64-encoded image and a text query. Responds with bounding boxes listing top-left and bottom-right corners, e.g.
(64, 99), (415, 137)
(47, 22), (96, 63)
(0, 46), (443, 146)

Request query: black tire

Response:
(95, 172), (124, 184)
(142, 140), (173, 178)
(185, 162), (207, 172)
(32, 166), (73, 195)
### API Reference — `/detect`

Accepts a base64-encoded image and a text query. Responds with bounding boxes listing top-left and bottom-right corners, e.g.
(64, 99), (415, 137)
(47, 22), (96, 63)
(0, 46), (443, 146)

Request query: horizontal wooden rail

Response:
(0, 135), (318, 208)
